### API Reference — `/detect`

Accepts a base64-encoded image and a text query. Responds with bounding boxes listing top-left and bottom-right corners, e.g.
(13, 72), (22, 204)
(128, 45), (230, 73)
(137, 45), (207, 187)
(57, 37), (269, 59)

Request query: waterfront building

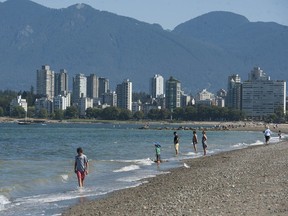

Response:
(150, 74), (164, 98)
(53, 93), (71, 111)
(226, 74), (242, 109)
(98, 77), (109, 99)
(36, 65), (55, 99)
(165, 76), (181, 111)
(54, 69), (69, 96)
(10, 95), (28, 114)
(116, 79), (132, 111)
(35, 97), (53, 114)
(181, 92), (191, 107)
(132, 100), (142, 114)
(72, 73), (87, 104)
(102, 90), (117, 107)
(242, 67), (286, 118)
(196, 89), (214, 101)
(78, 97), (93, 117)
(86, 74), (99, 99)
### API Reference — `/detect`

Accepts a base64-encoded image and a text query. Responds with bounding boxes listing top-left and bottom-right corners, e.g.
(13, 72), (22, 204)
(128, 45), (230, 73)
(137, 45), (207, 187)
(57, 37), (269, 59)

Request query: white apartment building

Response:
(150, 74), (164, 98)
(79, 97), (93, 117)
(72, 73), (87, 104)
(195, 89), (215, 105)
(53, 93), (71, 111)
(116, 79), (132, 111)
(242, 67), (286, 118)
(36, 65), (55, 99)
(10, 95), (28, 113)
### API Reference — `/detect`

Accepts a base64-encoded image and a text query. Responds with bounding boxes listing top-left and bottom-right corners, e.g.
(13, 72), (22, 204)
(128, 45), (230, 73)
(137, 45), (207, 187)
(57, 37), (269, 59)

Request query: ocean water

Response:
(0, 122), (284, 216)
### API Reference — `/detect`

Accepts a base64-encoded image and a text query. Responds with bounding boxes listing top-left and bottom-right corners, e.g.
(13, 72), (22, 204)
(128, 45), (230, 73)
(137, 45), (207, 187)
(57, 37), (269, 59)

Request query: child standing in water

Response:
(202, 131), (208, 156)
(192, 130), (198, 153)
(154, 142), (161, 164)
(74, 147), (89, 187)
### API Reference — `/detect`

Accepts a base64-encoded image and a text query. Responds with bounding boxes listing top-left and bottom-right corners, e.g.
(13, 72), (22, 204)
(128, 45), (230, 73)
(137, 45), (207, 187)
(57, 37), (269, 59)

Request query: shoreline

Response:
(1, 117), (288, 133)
(63, 141), (288, 216)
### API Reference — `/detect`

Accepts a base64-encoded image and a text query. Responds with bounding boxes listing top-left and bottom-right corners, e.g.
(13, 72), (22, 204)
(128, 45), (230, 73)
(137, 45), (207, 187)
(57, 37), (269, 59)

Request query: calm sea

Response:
(0, 122), (283, 216)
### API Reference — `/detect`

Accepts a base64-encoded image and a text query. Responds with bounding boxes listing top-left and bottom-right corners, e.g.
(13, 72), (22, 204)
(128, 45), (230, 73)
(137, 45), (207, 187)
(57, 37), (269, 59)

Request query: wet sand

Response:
(63, 141), (288, 216)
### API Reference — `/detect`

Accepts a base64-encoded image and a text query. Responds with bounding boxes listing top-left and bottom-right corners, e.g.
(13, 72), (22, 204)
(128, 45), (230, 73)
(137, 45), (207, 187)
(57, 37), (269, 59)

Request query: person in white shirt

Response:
(264, 126), (271, 144)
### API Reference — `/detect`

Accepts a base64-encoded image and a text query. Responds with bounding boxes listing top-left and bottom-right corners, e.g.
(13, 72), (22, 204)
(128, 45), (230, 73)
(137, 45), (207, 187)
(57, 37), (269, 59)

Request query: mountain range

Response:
(0, 0), (287, 94)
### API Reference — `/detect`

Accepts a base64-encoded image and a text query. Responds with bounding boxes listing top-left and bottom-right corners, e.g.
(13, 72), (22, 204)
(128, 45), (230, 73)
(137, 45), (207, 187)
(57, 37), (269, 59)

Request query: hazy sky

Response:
(2, 0), (288, 29)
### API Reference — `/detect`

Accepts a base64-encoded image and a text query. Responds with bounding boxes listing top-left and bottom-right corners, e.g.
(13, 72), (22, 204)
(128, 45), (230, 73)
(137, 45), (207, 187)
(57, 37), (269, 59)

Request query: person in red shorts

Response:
(74, 147), (89, 187)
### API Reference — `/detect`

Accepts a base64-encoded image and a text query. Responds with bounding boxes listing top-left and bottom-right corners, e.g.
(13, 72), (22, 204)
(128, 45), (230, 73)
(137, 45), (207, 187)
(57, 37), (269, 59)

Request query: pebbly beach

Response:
(63, 140), (288, 215)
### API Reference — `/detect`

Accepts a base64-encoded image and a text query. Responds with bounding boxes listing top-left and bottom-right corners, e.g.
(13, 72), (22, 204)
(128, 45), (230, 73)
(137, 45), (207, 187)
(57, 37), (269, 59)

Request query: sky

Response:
(1, 0), (288, 29)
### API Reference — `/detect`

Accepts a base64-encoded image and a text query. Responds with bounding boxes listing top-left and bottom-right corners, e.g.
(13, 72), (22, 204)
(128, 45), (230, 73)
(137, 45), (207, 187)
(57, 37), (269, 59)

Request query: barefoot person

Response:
(202, 131), (208, 156)
(264, 126), (271, 144)
(74, 147), (89, 187)
(154, 142), (161, 165)
(192, 130), (198, 153)
(173, 131), (180, 156)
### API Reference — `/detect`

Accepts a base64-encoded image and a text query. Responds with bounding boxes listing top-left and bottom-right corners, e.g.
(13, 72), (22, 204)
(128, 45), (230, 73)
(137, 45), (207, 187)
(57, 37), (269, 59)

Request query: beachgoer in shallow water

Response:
(264, 126), (271, 144)
(74, 147), (89, 187)
(192, 130), (198, 153)
(202, 131), (208, 156)
(173, 131), (180, 156)
(278, 130), (282, 140)
(154, 142), (161, 164)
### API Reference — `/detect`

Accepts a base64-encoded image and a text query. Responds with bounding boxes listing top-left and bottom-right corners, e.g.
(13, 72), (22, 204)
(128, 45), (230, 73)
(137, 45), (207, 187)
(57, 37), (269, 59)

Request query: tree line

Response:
(0, 89), (286, 123)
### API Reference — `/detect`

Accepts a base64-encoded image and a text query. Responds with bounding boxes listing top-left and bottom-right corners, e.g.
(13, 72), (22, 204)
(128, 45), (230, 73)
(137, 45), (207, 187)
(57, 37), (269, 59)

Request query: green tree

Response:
(10, 106), (26, 118)
(118, 109), (132, 120)
(184, 106), (197, 121)
(27, 106), (35, 118)
(54, 109), (64, 120)
(64, 106), (79, 119)
(173, 107), (184, 120)
(133, 111), (144, 120)
(37, 108), (48, 119)
(0, 90), (18, 116)
(0, 106), (4, 116)
(86, 107), (102, 119)
(100, 107), (120, 120)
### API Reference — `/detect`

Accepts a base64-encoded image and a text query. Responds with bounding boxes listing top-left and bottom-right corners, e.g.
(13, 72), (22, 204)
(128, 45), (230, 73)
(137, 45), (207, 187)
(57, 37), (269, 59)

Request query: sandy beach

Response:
(63, 140), (288, 216)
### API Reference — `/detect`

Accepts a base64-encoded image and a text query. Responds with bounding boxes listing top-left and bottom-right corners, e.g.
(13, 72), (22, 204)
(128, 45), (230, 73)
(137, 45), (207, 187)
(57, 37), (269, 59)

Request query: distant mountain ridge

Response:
(0, 0), (287, 94)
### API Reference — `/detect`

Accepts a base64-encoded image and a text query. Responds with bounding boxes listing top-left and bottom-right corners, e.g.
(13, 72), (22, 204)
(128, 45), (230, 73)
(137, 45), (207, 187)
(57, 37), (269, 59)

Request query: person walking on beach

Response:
(174, 131), (180, 156)
(202, 131), (208, 156)
(192, 130), (198, 153)
(154, 142), (161, 164)
(74, 147), (89, 187)
(264, 126), (271, 144)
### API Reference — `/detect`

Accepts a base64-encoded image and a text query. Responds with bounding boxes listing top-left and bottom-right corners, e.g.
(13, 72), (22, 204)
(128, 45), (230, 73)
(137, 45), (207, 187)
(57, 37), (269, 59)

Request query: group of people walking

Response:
(75, 130), (209, 187)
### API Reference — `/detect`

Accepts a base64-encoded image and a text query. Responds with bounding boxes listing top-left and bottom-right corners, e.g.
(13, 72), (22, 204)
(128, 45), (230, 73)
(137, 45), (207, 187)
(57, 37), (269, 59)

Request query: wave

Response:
(108, 158), (155, 166)
(113, 165), (140, 173)
(0, 195), (10, 211)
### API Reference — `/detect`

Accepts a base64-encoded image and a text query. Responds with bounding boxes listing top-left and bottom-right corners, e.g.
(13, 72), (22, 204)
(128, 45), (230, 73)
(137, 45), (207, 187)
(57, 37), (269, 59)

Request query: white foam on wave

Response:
(110, 158), (155, 166)
(117, 174), (156, 182)
(13, 190), (107, 205)
(250, 140), (264, 146)
(113, 165), (140, 173)
(0, 195), (11, 211)
(232, 142), (248, 148)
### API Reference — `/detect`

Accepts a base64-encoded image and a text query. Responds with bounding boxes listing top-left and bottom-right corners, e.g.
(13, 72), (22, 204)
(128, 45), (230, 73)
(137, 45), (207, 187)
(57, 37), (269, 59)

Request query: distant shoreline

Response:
(1, 117), (287, 133)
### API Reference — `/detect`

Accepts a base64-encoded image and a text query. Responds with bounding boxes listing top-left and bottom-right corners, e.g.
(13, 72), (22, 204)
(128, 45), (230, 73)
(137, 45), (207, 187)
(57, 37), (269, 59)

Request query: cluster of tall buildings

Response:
(10, 65), (286, 119)
(227, 67), (286, 119)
